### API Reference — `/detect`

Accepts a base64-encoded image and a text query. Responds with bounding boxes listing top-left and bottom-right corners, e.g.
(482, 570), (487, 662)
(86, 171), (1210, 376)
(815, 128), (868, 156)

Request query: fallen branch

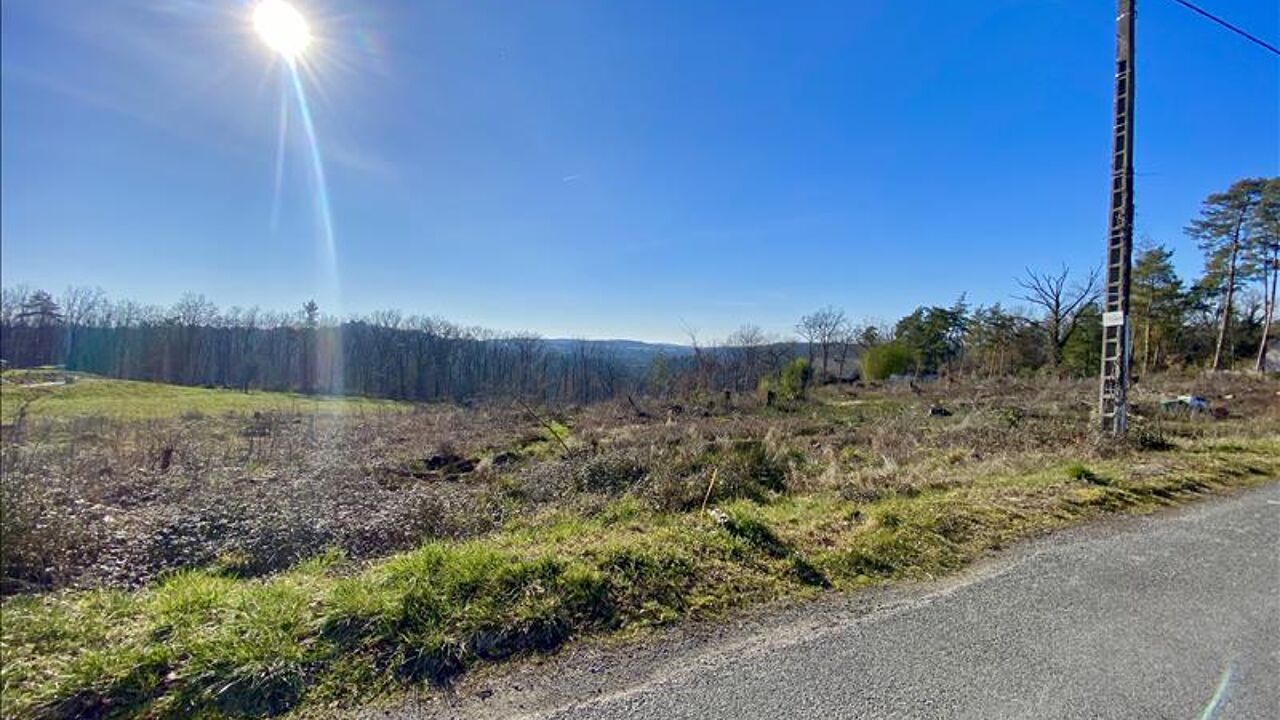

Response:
(517, 398), (571, 454)
(700, 467), (719, 512)
(626, 394), (650, 419)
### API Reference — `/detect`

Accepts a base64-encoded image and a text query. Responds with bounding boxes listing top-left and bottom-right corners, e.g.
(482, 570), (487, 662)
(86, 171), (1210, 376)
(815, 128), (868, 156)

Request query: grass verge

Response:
(3, 435), (1277, 718)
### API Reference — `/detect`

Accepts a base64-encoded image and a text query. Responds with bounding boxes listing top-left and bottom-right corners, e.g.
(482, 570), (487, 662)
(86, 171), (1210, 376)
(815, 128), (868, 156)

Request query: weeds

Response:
(2, 373), (1278, 717)
(1064, 462), (1105, 484)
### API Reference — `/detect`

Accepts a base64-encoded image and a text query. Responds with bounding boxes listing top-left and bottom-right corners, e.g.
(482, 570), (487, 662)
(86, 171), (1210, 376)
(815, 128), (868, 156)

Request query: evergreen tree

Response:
(1130, 244), (1185, 373)
(1250, 179), (1279, 371)
(965, 303), (1042, 377)
(1187, 178), (1266, 370)
(15, 290), (64, 365)
(893, 298), (968, 375)
(1061, 303), (1102, 378)
(16, 290), (63, 327)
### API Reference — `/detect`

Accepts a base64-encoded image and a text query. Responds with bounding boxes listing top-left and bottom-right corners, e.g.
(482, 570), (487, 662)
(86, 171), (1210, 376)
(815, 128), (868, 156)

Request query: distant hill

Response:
(537, 339), (859, 377)
(541, 338), (695, 369)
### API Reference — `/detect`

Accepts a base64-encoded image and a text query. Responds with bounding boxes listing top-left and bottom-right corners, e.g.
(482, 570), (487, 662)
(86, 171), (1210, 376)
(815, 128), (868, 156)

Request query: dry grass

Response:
(0, 370), (403, 424)
(5, 372), (1277, 594)
(1, 371), (1277, 717)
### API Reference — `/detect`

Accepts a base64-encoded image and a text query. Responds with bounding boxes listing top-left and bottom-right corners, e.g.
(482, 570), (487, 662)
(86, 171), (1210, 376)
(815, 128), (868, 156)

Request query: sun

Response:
(253, 0), (312, 60)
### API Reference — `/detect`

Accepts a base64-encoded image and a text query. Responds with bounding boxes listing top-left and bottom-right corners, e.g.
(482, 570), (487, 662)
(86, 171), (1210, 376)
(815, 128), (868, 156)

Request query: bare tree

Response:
(795, 315), (819, 368)
(61, 286), (105, 326)
(682, 323), (718, 396)
(797, 306), (847, 380)
(836, 322), (858, 377)
(509, 332), (545, 397)
(0, 284), (31, 327)
(171, 293), (219, 327)
(60, 286), (106, 370)
(725, 324), (769, 390)
(1016, 266), (1100, 370)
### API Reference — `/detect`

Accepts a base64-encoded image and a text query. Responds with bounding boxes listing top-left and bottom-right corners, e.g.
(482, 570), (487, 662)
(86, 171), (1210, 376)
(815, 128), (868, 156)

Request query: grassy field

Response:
(2, 371), (1278, 718)
(0, 370), (405, 423)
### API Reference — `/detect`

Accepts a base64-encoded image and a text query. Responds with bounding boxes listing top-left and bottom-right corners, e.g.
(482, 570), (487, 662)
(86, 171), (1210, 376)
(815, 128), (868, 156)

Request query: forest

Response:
(2, 177), (1276, 403)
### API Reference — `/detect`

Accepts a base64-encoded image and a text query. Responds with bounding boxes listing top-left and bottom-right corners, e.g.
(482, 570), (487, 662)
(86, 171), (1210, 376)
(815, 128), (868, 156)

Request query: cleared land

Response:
(1, 370), (402, 423)
(1, 370), (1278, 718)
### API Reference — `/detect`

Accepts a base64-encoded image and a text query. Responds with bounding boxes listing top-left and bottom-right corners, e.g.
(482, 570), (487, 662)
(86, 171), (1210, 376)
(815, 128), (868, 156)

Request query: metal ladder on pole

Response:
(1100, 0), (1135, 434)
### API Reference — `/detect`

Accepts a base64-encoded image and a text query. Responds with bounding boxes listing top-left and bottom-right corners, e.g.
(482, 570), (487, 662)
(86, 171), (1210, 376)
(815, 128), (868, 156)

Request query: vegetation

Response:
(1186, 178), (1273, 371)
(0, 292), (636, 405)
(2, 179), (1277, 408)
(1132, 243), (1186, 373)
(860, 342), (917, 381)
(1, 176), (1277, 717)
(0, 370), (401, 423)
(4, 179), (1274, 409)
(892, 301), (968, 374)
(776, 358), (812, 400)
(3, 370), (1277, 718)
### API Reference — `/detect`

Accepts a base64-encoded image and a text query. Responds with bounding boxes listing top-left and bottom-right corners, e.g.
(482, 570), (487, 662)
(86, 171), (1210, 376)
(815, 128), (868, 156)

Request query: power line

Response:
(1168, 0), (1280, 56)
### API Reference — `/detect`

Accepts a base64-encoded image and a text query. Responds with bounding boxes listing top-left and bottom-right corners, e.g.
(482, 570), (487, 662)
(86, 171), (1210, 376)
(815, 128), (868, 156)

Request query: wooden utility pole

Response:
(1100, 0), (1135, 435)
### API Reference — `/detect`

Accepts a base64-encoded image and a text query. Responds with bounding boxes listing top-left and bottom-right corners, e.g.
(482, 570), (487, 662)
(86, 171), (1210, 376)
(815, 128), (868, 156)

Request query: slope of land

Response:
(1, 372), (1277, 718)
(379, 483), (1279, 720)
(0, 369), (403, 423)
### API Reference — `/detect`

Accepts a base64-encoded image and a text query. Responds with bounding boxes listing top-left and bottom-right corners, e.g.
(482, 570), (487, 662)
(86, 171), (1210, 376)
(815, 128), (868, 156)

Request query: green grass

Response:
(519, 419), (576, 459)
(0, 372), (406, 422)
(4, 435), (1277, 719)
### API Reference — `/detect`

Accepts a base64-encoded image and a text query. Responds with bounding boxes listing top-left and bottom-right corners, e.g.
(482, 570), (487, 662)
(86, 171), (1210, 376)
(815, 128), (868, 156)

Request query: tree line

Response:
(1, 177), (1275, 404)
(684, 177), (1278, 391)
(0, 291), (634, 404)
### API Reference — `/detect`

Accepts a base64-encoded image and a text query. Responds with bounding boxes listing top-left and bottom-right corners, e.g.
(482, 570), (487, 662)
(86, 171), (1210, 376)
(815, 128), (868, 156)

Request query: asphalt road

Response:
(535, 484), (1280, 720)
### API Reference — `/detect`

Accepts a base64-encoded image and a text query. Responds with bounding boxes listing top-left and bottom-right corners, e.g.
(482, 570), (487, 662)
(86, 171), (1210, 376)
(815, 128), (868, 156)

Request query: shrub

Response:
(777, 358), (812, 401)
(1064, 462), (1109, 485)
(0, 464), (110, 592)
(713, 439), (788, 499)
(861, 342), (917, 381)
(577, 453), (647, 494)
(643, 439), (790, 511)
(1131, 425), (1175, 451)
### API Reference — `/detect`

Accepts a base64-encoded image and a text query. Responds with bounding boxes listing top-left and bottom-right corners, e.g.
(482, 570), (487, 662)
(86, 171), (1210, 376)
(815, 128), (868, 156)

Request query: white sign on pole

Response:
(1102, 311), (1125, 328)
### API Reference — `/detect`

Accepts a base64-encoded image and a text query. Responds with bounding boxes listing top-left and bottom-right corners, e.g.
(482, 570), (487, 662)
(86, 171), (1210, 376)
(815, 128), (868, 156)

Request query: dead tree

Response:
(797, 306), (847, 381)
(1016, 266), (1101, 370)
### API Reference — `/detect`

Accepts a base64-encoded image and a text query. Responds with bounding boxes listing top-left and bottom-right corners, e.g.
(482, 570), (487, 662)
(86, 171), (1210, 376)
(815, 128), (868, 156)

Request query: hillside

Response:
(0, 370), (405, 423)
(3, 371), (1277, 717)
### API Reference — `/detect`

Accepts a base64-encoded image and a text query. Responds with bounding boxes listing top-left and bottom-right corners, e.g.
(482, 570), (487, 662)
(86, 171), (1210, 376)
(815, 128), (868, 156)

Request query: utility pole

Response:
(1100, 0), (1135, 435)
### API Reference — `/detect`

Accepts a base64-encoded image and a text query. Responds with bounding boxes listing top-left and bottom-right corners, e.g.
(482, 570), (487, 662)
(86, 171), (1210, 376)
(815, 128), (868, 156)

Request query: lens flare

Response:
(253, 0), (311, 60)
(269, 84), (289, 231)
(286, 64), (337, 276)
(282, 63), (343, 395)
(252, 0), (343, 396)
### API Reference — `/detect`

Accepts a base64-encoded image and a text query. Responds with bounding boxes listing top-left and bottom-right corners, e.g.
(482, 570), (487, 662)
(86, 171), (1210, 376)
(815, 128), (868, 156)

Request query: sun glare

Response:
(253, 0), (311, 60)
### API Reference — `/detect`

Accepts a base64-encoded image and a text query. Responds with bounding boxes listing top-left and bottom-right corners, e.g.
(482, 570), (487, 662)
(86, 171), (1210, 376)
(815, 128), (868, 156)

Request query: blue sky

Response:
(2, 0), (1276, 342)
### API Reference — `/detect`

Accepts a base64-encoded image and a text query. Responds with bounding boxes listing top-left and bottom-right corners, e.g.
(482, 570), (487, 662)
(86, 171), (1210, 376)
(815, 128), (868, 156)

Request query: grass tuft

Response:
(1063, 462), (1110, 485)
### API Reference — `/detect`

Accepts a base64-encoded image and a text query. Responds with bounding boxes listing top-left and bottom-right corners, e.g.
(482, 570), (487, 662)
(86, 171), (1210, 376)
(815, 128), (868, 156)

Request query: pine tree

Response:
(16, 290), (63, 327)
(301, 300), (320, 393)
(15, 290), (64, 366)
(1251, 179), (1279, 371)
(1186, 178), (1266, 370)
(1130, 243), (1185, 373)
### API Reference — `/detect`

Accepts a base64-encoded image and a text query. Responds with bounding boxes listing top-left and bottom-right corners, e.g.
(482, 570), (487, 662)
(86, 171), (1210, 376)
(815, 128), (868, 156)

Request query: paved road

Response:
(537, 485), (1280, 719)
